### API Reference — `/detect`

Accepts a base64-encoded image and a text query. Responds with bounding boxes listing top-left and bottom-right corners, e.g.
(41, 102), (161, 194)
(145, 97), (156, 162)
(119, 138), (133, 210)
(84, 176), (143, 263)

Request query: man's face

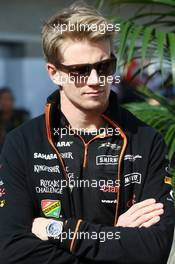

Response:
(0, 92), (13, 112)
(53, 39), (112, 113)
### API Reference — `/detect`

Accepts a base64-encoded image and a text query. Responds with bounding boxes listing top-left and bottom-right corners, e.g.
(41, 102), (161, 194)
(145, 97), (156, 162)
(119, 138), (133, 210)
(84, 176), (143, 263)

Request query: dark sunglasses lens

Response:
(70, 65), (90, 77)
(96, 58), (116, 76)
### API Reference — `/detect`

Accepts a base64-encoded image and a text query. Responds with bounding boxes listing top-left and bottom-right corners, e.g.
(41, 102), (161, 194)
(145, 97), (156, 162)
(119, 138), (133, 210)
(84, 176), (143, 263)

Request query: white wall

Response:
(0, 55), (56, 117)
(22, 58), (56, 117)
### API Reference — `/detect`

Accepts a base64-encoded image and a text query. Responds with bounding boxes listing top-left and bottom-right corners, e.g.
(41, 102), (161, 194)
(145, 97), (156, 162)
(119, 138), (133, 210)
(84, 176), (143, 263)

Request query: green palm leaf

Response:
(168, 33), (175, 86)
(156, 31), (165, 77)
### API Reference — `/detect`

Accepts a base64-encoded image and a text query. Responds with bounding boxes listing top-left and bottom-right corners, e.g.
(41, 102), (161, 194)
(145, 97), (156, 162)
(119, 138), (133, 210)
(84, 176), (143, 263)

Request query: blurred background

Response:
(0, 0), (77, 118)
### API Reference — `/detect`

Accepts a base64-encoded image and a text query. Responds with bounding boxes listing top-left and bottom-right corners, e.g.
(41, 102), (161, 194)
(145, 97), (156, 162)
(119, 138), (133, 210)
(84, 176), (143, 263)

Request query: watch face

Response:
(47, 221), (63, 238)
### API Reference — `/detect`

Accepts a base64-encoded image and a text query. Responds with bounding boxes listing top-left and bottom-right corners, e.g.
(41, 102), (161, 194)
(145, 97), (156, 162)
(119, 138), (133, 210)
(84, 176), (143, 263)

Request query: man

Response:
(0, 2), (174, 264)
(0, 87), (30, 152)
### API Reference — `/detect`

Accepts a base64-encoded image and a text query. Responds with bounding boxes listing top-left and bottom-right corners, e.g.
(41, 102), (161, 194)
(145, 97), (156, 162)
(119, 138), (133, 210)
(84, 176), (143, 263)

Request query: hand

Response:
(116, 198), (164, 228)
(32, 217), (52, 240)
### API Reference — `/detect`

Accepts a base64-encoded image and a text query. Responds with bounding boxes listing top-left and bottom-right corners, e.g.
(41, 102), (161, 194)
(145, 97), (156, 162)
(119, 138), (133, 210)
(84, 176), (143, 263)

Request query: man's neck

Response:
(60, 94), (105, 131)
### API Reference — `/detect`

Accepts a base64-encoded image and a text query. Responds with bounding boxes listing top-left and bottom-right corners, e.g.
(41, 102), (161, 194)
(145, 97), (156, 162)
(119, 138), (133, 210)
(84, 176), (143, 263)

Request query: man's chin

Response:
(80, 101), (108, 113)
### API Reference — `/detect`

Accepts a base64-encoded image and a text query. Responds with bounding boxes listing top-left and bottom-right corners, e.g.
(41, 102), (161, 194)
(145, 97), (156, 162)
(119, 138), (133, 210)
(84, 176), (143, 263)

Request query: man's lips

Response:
(84, 90), (104, 95)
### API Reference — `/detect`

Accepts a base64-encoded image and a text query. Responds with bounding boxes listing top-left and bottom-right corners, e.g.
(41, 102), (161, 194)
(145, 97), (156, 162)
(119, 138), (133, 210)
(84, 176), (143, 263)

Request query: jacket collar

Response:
(46, 88), (124, 130)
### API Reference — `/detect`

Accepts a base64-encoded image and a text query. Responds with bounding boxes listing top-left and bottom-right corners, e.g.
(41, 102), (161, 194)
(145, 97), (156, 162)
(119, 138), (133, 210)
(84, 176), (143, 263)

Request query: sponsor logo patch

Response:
(0, 200), (5, 208)
(35, 179), (62, 194)
(100, 185), (119, 193)
(164, 176), (172, 186)
(170, 190), (174, 199)
(34, 153), (57, 160)
(0, 180), (4, 186)
(165, 165), (170, 174)
(167, 190), (174, 202)
(124, 155), (142, 162)
(60, 152), (74, 159)
(57, 141), (73, 147)
(0, 188), (5, 198)
(124, 173), (142, 186)
(34, 165), (60, 173)
(101, 199), (117, 204)
(41, 199), (61, 218)
(96, 155), (118, 165)
(98, 142), (121, 151)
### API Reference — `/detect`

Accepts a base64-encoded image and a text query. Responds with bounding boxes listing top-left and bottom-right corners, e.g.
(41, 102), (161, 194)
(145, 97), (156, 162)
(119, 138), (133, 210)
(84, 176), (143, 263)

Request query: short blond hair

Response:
(42, 1), (116, 66)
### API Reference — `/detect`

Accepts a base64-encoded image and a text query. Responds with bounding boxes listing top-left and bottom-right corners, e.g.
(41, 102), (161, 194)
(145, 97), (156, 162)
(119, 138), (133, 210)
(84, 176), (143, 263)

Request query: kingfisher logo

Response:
(34, 165), (60, 173)
(96, 155), (118, 165)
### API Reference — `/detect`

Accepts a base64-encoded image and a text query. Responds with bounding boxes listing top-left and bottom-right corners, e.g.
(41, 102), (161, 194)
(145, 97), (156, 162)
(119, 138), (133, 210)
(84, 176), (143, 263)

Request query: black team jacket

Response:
(0, 89), (174, 264)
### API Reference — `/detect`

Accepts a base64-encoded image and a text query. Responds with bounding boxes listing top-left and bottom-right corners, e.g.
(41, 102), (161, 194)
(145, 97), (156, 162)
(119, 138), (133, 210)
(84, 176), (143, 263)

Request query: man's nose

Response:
(86, 68), (100, 86)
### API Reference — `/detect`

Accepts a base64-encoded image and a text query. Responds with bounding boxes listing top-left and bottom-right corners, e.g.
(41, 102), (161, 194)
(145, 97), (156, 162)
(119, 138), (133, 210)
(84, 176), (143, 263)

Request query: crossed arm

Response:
(32, 198), (164, 240)
(0, 131), (174, 264)
(31, 196), (174, 264)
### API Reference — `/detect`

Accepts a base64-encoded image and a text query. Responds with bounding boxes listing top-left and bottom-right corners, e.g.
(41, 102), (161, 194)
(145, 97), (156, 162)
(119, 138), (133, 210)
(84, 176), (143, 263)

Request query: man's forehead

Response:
(61, 39), (111, 65)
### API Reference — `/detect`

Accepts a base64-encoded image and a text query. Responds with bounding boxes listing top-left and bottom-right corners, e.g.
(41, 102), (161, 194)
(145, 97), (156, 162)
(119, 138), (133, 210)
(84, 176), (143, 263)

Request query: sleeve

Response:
(0, 131), (79, 264)
(59, 133), (175, 264)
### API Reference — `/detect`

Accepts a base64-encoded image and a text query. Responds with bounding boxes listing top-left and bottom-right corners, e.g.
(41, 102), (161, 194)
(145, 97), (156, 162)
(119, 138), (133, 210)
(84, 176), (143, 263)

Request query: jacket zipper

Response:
(74, 133), (111, 168)
(45, 103), (128, 225)
(102, 114), (127, 225)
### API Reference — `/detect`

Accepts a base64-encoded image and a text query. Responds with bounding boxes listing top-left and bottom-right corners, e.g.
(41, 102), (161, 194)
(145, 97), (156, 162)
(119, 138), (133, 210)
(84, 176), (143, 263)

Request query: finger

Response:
(129, 202), (163, 222)
(126, 199), (156, 216)
(129, 209), (164, 227)
(139, 216), (161, 228)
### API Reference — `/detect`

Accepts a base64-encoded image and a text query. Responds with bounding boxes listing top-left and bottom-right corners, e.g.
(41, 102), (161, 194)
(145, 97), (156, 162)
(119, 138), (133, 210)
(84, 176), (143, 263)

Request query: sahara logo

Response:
(34, 153), (57, 160)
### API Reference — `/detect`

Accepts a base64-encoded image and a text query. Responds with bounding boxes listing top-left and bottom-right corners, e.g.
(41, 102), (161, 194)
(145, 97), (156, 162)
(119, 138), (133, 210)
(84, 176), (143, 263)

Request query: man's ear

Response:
(47, 63), (62, 85)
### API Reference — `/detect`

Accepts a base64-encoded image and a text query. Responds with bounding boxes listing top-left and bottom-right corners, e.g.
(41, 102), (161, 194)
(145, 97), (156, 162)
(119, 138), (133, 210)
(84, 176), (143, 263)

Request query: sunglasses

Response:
(56, 54), (117, 77)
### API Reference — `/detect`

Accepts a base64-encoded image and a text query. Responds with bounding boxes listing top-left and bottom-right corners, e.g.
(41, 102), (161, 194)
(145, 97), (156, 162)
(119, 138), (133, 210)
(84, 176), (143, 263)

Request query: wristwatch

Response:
(46, 220), (63, 240)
